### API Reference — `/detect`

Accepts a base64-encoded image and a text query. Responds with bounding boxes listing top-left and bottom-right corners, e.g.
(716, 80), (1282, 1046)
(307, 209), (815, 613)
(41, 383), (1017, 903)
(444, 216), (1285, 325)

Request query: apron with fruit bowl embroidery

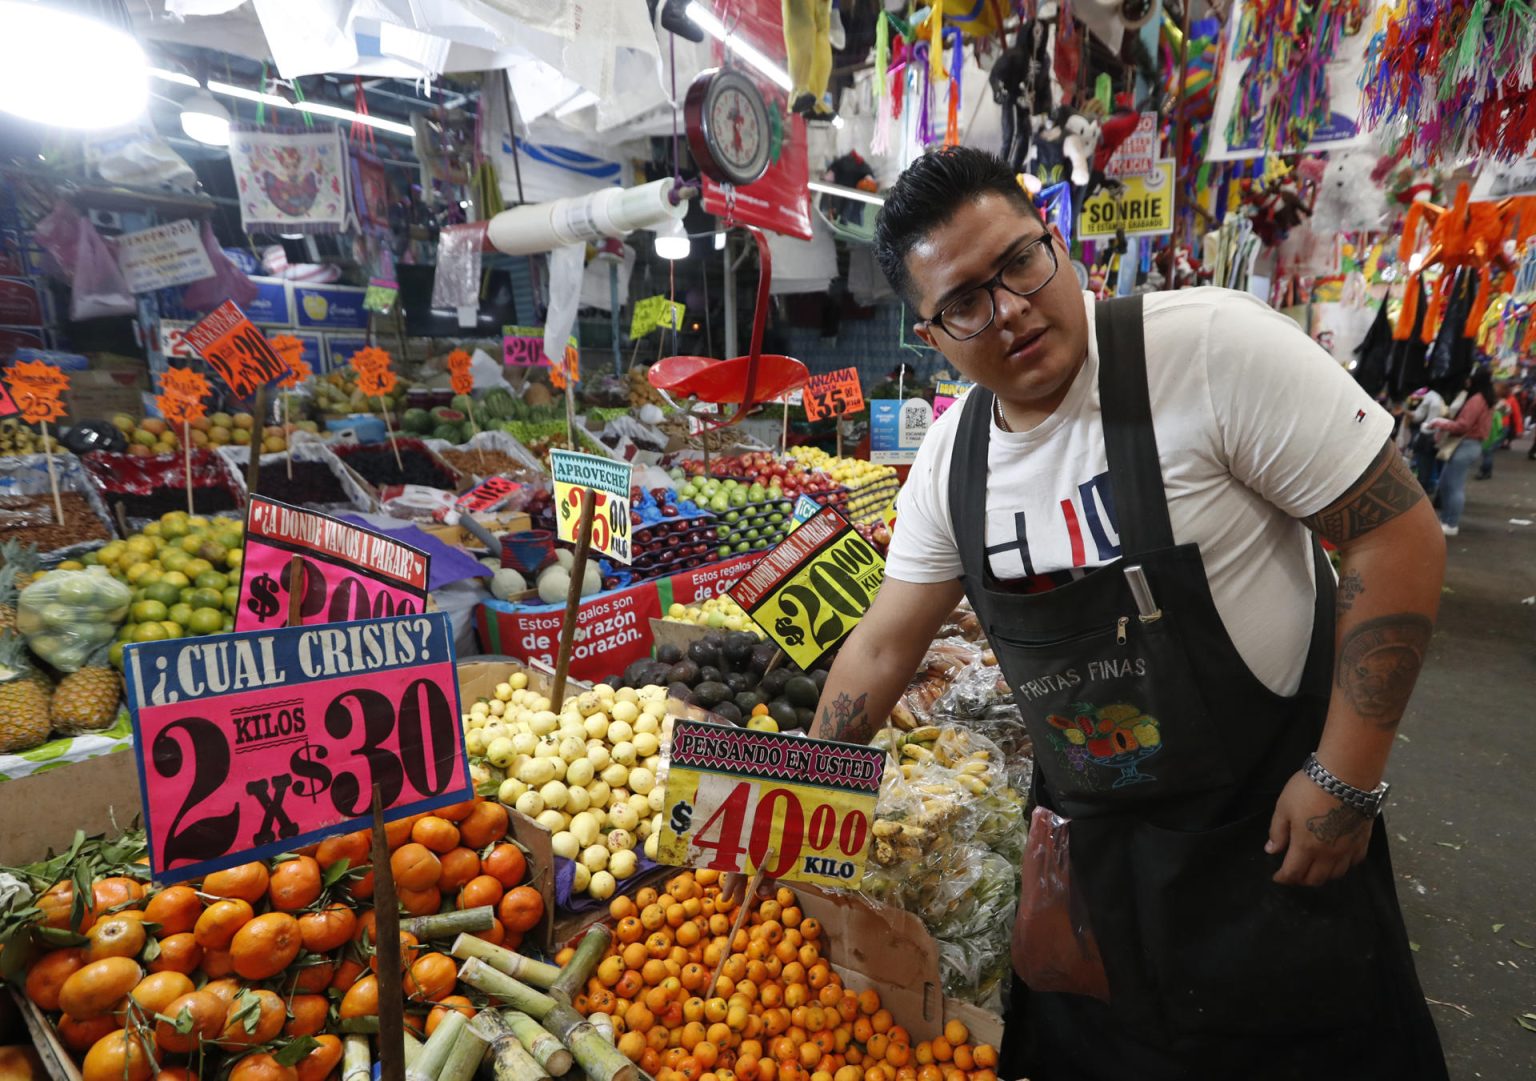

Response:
(950, 297), (1445, 1077)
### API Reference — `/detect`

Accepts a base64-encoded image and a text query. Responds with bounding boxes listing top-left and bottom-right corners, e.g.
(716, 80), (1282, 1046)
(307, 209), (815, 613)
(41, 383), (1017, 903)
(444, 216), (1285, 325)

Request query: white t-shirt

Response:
(886, 287), (1393, 696)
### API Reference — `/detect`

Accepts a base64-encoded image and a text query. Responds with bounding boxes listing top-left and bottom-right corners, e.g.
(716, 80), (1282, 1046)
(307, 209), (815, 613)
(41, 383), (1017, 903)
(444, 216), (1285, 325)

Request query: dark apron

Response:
(948, 297), (1447, 1080)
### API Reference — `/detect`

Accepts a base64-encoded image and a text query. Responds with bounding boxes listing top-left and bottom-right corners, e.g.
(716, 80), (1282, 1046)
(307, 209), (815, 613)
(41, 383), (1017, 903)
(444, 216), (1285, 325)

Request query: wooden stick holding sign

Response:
(709, 857), (771, 995)
(352, 347), (404, 470)
(551, 487), (596, 706)
(446, 350), (482, 471)
(4, 360), (69, 524)
(156, 368), (210, 518)
(371, 785), (407, 1081)
(271, 335), (314, 483)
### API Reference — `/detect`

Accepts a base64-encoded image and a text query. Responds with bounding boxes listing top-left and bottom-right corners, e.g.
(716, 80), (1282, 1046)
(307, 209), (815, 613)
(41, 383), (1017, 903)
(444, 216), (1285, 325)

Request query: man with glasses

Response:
(811, 148), (1448, 1079)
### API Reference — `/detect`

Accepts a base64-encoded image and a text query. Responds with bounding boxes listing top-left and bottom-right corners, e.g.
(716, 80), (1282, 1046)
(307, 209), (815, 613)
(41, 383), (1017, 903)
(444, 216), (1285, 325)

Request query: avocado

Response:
(667, 660), (701, 686)
(795, 706), (816, 730)
(723, 633), (755, 668)
(699, 666), (722, 685)
(784, 675), (820, 709)
(760, 669), (791, 699)
(724, 671), (755, 695)
(811, 669), (829, 691)
(688, 640), (721, 669)
(656, 643), (683, 665)
(712, 701), (743, 724)
(768, 700), (800, 729)
(735, 691), (765, 715)
(668, 681), (695, 703)
(694, 681), (731, 708)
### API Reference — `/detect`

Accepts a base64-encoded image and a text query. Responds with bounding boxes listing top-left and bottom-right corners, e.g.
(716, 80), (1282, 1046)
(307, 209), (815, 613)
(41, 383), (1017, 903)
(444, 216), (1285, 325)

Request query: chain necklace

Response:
(993, 395), (1013, 433)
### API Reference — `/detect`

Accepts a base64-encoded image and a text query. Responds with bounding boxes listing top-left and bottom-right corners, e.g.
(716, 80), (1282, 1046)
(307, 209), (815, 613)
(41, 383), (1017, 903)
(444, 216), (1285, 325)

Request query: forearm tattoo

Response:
(1303, 441), (1427, 545)
(1336, 614), (1433, 728)
(815, 692), (871, 744)
(1306, 804), (1370, 845)
(1338, 570), (1365, 611)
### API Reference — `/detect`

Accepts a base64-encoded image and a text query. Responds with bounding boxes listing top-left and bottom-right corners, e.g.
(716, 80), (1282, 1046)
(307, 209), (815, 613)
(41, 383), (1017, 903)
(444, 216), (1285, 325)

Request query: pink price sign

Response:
(236, 497), (430, 632)
(123, 613), (469, 883)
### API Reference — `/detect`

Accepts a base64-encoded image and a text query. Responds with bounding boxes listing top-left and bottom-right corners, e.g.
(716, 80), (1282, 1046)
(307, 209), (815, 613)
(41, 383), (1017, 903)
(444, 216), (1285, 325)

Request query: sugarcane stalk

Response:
(549, 925), (613, 1003)
(451, 934), (562, 988)
(403, 906), (496, 940)
(439, 1023), (491, 1081)
(475, 1012), (552, 1081)
(402, 1031), (425, 1069)
(340, 1016), (381, 1034)
(405, 1010), (467, 1081)
(505, 1010), (574, 1076)
(542, 1004), (638, 1081)
(343, 1035), (372, 1081)
(456, 957), (560, 1019)
(589, 1013), (615, 1045)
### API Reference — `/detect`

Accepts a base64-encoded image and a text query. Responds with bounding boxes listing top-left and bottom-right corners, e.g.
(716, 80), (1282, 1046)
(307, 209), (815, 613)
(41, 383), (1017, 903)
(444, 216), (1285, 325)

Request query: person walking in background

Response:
(1500, 381), (1523, 448)
(1475, 381), (1509, 480)
(1426, 368), (1498, 535)
(1407, 386), (1448, 494)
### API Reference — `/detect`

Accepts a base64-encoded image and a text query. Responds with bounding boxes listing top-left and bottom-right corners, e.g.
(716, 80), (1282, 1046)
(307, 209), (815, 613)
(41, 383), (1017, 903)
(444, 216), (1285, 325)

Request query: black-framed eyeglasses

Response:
(923, 235), (1059, 341)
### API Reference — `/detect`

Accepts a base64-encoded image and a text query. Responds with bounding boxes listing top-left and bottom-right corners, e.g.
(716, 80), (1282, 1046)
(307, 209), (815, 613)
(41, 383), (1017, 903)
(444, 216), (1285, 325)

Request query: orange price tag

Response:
(270, 335), (313, 389)
(156, 368), (210, 427)
(801, 367), (865, 422)
(184, 300), (296, 399)
(447, 349), (473, 397)
(350, 346), (398, 398)
(3, 359), (69, 425)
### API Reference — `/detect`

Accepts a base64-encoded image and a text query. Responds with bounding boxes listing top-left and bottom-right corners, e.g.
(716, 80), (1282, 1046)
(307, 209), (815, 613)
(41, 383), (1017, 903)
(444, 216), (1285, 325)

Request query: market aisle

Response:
(1385, 439), (1536, 1079)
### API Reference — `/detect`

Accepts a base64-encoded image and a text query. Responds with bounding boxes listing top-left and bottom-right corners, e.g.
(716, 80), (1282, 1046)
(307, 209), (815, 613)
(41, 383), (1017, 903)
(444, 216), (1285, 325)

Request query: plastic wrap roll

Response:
(486, 178), (690, 255)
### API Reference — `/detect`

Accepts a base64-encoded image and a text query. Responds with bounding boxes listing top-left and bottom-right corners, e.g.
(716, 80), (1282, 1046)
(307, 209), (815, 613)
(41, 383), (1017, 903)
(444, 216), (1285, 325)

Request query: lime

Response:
(190, 587), (224, 611)
(143, 522), (162, 538)
(125, 538), (156, 559)
(80, 552), (100, 566)
(182, 558), (214, 579)
(187, 608), (224, 636)
(117, 623), (135, 641)
(160, 518), (189, 540)
(57, 559), (85, 571)
(138, 570), (162, 588)
(160, 550), (191, 573)
(131, 622), (169, 643)
(124, 562), (152, 585)
(131, 600), (168, 623)
(56, 577), (104, 606)
(168, 603), (195, 627)
(180, 536), (203, 555)
(225, 549), (244, 571)
(159, 571), (191, 590)
(222, 586), (239, 612)
(180, 588), (195, 606)
(159, 621), (185, 639)
(143, 582), (182, 608)
(194, 571), (229, 592)
(108, 642), (125, 669)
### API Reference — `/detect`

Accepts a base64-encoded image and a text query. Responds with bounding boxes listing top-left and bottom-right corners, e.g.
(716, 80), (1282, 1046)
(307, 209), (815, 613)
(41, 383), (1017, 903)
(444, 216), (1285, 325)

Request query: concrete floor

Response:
(1388, 437), (1536, 1078)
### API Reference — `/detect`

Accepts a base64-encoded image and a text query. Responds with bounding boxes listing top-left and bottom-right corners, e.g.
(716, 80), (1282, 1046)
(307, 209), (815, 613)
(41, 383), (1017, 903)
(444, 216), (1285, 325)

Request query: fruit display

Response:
(676, 453), (844, 502)
(2, 795), (560, 1080)
(109, 412), (315, 457)
(332, 439), (462, 491)
(15, 568), (130, 673)
(89, 511), (245, 665)
(0, 417), (57, 456)
(0, 491), (114, 550)
(789, 449), (900, 525)
(575, 869), (1003, 1081)
(666, 473), (795, 558)
(628, 365), (669, 408)
(312, 366), (410, 417)
(464, 675), (668, 900)
(618, 630), (829, 732)
(402, 401), (480, 446)
(626, 488), (724, 580)
(663, 595), (766, 639)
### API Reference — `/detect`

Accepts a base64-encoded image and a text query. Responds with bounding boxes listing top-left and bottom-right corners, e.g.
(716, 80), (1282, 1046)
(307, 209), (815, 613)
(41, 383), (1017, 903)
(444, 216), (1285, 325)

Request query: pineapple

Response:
(51, 645), (121, 735)
(0, 632), (51, 753)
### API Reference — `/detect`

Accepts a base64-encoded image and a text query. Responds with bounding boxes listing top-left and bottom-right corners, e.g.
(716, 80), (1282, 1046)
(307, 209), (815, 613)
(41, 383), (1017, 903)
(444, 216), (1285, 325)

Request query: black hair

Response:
(873, 146), (1041, 309)
(1468, 366), (1497, 407)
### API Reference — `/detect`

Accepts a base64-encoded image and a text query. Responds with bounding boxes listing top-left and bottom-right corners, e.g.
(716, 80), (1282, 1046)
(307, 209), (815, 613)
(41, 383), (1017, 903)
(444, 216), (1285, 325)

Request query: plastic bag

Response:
(33, 201), (83, 280)
(181, 221), (258, 312)
(1012, 806), (1109, 1001)
(15, 569), (131, 672)
(70, 218), (135, 320)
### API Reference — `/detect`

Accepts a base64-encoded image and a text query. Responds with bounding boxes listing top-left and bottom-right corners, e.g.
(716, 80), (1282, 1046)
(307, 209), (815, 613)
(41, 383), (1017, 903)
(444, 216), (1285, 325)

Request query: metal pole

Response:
(1164, 0), (1194, 289)
(610, 263), (623, 375)
(723, 235), (738, 357)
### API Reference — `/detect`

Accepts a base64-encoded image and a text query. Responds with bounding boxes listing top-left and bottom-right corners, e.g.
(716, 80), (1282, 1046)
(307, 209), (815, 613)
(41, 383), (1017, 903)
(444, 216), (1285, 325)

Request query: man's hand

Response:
(1265, 771), (1372, 886)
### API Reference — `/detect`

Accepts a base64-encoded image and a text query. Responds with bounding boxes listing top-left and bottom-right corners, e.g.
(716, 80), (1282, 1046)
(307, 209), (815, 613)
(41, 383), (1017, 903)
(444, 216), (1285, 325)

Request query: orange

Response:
(200, 947), (236, 978)
(230, 912), (302, 980)
(399, 884), (442, 917)
(201, 862), (269, 904)
(942, 1021), (968, 1047)
(200, 977), (243, 1010)
(610, 895), (638, 921)
(37, 880), (93, 933)
(927, 1037), (949, 1063)
(143, 886), (202, 936)
(56, 1013), (117, 1054)
(295, 1034), (344, 1081)
(499, 885), (544, 933)
(153, 1070), (197, 1081)
(474, 918), (507, 947)
(285, 993), (331, 1037)
(459, 874), (505, 910)
(616, 916), (645, 945)
(412, 815), (461, 854)
(290, 959), (335, 995)
(406, 952), (458, 1002)
(315, 829), (371, 870)
(950, 1047), (973, 1072)
(268, 856), (323, 911)
(58, 957), (142, 1019)
(437, 847), (481, 892)
(483, 843), (527, 888)
(386, 814), (423, 849)
(25, 947), (86, 1011)
(81, 1030), (153, 1081)
(435, 798), (478, 822)
(228, 1053), (299, 1081)
(220, 987), (287, 1047)
(194, 898), (254, 949)
(129, 970), (195, 1015)
(871, 1010), (894, 1036)
(331, 957), (366, 993)
(391, 843), (442, 890)
(428, 996), (476, 1037)
(90, 876), (145, 916)
(349, 868), (375, 901)
(341, 972), (380, 1018)
(884, 1044), (911, 1069)
(154, 990), (225, 1053)
(86, 914), (146, 961)
(971, 1046), (997, 1070)
(370, 930), (420, 973)
(619, 1031), (648, 1062)
(298, 902), (358, 953)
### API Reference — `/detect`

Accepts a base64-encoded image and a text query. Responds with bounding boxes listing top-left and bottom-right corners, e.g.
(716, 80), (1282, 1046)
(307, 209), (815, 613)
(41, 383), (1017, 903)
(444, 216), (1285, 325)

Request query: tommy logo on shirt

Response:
(986, 469), (1120, 588)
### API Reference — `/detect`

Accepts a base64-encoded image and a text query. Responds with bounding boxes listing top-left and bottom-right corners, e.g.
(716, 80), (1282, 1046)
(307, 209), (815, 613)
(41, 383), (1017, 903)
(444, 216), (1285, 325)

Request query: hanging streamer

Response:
(929, 4), (945, 83)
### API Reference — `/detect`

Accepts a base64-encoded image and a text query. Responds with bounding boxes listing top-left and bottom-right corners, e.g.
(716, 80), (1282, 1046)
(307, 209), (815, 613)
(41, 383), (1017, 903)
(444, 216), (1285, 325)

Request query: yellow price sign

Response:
(549, 449), (634, 565)
(630, 295), (686, 340)
(657, 720), (883, 887)
(729, 506), (885, 671)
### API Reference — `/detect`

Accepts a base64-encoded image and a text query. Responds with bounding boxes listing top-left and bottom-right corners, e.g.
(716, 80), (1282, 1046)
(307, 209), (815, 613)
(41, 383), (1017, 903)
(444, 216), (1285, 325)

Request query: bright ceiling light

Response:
(685, 3), (794, 92)
(180, 88), (231, 146)
(150, 67), (200, 89)
(204, 79), (415, 137)
(807, 180), (884, 207)
(0, 0), (148, 130)
(655, 217), (691, 261)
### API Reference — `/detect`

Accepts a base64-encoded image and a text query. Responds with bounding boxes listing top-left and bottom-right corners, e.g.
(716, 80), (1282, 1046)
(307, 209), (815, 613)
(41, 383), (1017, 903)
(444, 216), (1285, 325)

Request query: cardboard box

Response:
(649, 616), (711, 656)
(0, 747), (142, 867)
(9, 988), (80, 1081)
(64, 354), (150, 424)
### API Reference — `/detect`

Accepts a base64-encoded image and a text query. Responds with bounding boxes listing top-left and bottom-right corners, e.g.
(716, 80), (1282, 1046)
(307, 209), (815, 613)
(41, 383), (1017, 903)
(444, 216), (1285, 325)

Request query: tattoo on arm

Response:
(816, 692), (871, 744)
(1302, 441), (1427, 545)
(1336, 614), (1433, 728)
(1338, 570), (1365, 611)
(1306, 804), (1370, 845)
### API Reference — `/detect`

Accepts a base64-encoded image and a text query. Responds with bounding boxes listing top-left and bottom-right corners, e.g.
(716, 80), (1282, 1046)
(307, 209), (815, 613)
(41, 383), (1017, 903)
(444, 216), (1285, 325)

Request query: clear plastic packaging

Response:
(1013, 806), (1109, 1001)
(15, 569), (132, 672)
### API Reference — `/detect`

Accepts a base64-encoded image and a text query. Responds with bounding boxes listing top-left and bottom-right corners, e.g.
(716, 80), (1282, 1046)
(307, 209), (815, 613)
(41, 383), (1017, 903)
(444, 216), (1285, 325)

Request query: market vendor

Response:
(812, 147), (1449, 1080)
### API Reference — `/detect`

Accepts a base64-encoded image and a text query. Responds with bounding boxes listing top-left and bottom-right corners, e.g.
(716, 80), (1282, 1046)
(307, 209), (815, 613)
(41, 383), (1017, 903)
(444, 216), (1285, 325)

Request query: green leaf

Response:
(1517, 1015), (1536, 1033)
(1494, 924), (1506, 934)
(0, 930), (34, 981)
(273, 1036), (322, 1067)
(322, 857), (353, 888)
(1410, 941), (1421, 952)
(1515, 940), (1535, 949)
(35, 925), (89, 947)
(141, 935), (161, 963)
(171, 1004), (197, 1035)
(228, 987), (263, 1034)
(1435, 841), (1463, 851)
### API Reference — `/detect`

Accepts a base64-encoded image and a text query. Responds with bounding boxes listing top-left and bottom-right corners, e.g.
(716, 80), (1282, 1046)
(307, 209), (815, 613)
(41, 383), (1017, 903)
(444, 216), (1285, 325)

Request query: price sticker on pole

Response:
(550, 449), (634, 564)
(657, 719), (884, 887)
(801, 368), (865, 422)
(123, 612), (470, 883)
(729, 506), (885, 671)
(236, 496), (431, 632)
(184, 299), (298, 399)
